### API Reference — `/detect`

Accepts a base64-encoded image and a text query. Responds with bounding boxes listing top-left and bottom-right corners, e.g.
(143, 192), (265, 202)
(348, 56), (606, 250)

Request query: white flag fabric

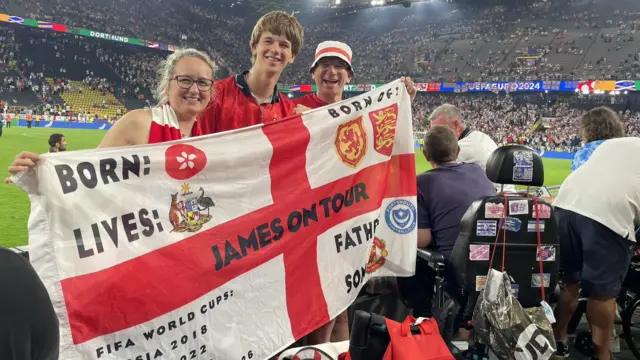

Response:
(14, 79), (417, 360)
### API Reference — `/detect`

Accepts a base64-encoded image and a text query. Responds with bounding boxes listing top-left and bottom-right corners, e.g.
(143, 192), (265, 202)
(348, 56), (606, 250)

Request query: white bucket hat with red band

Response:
(310, 41), (353, 73)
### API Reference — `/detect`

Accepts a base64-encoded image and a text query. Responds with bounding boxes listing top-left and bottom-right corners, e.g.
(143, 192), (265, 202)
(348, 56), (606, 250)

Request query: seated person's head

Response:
(579, 106), (625, 144)
(422, 126), (460, 168)
(428, 104), (466, 138)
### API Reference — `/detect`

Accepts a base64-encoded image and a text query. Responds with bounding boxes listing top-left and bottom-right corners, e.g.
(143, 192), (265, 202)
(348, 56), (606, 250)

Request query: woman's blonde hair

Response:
(153, 48), (217, 106)
(579, 106), (626, 143)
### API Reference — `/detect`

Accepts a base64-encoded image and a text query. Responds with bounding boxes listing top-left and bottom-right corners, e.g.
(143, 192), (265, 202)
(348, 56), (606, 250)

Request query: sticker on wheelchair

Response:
(540, 300), (556, 324)
(499, 217), (522, 232)
(509, 199), (529, 215)
(527, 220), (545, 232)
(531, 273), (551, 288)
(476, 220), (497, 236)
(470, 245), (490, 261)
(485, 202), (505, 218)
(511, 284), (520, 298)
(532, 204), (551, 219)
(513, 150), (534, 167)
(513, 166), (533, 182)
(475, 275), (488, 291)
(535, 246), (556, 262)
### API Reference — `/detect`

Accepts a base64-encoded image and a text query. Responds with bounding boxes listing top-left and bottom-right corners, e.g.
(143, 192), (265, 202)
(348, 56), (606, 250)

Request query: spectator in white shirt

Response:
(552, 135), (640, 360)
(428, 104), (516, 192)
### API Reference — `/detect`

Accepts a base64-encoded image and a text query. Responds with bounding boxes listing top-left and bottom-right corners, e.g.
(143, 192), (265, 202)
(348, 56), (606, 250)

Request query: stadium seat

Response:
(48, 79), (127, 119)
(417, 144), (560, 343)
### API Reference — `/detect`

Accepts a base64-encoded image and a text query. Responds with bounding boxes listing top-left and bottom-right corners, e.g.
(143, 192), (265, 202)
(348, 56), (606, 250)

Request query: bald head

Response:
(428, 104), (466, 137)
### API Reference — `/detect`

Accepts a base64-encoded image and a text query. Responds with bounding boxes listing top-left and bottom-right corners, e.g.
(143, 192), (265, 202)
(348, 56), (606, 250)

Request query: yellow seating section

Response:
(47, 79), (126, 119)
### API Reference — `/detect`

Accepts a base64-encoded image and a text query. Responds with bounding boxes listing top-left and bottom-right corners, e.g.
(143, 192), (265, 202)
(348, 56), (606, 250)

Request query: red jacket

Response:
(292, 93), (329, 109)
(198, 71), (296, 134)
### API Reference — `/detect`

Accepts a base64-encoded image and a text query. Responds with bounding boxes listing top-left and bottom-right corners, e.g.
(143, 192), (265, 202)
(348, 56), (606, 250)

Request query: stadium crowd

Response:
(1, 1), (640, 360)
(1, 0), (640, 148)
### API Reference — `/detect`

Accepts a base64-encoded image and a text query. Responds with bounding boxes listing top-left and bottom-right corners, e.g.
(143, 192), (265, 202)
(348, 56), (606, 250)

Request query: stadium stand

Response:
(2, 1), (640, 359)
(0, 0), (639, 148)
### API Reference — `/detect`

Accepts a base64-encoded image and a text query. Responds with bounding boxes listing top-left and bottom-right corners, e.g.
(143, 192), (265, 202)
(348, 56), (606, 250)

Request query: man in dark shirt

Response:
(0, 247), (59, 360)
(48, 133), (66, 153)
(398, 126), (496, 320)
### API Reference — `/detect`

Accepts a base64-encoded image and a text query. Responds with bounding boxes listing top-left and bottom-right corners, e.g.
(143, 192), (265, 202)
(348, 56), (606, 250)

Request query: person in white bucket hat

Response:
(295, 42), (416, 347)
(294, 40), (416, 110)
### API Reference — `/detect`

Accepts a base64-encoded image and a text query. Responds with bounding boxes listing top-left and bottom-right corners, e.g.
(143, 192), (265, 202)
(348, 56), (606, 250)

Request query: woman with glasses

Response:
(98, 48), (216, 146)
(5, 48), (216, 179)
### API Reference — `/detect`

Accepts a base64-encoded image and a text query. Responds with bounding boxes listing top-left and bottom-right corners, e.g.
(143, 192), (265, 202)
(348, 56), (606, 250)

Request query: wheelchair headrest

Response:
(485, 145), (544, 187)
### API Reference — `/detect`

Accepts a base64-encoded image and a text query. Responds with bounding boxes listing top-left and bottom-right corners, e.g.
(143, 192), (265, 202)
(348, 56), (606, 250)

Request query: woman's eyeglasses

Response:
(173, 75), (213, 91)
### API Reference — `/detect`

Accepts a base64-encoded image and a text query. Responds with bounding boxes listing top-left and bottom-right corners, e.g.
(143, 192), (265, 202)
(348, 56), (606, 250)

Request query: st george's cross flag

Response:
(13, 79), (417, 360)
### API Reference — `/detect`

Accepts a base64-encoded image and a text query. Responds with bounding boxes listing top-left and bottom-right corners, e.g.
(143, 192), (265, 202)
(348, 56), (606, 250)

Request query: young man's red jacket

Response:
(292, 93), (330, 109)
(198, 71), (296, 134)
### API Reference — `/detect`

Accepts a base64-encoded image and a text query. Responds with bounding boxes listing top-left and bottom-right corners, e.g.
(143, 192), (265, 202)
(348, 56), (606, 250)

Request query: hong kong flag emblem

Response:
(165, 144), (207, 180)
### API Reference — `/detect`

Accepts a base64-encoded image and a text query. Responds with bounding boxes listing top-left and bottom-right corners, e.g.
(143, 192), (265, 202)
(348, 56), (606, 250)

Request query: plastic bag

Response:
(473, 269), (556, 360)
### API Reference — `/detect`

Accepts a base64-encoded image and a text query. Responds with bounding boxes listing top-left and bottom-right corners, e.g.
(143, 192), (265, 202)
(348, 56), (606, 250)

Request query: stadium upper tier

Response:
(2, 0), (640, 84)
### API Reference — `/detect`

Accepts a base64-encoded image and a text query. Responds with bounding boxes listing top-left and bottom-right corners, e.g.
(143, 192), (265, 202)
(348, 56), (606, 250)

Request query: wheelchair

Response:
(415, 144), (560, 355)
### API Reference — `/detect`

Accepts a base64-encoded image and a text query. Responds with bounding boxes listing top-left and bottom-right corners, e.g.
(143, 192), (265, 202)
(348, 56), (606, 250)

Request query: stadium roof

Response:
(244, 0), (536, 14)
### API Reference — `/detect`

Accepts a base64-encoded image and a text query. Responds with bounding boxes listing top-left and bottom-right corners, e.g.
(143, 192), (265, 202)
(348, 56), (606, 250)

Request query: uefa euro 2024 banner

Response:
(13, 79), (418, 360)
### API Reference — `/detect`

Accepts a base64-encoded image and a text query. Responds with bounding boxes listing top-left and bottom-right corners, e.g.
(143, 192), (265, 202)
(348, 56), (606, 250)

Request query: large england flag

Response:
(13, 79), (417, 360)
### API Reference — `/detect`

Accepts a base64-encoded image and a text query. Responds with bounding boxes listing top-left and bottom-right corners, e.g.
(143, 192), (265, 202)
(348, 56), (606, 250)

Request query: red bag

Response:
(382, 316), (455, 360)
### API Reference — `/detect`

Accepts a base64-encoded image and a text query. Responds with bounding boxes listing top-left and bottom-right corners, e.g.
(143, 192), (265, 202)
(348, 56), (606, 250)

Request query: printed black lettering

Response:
(223, 241), (243, 267)
(287, 210), (302, 232)
(328, 108), (340, 118)
(55, 164), (78, 194)
(127, 348), (163, 360)
(386, 88), (393, 99)
(319, 197), (332, 217)
(167, 320), (177, 331)
(75, 228), (94, 259)
(99, 158), (119, 184)
(256, 222), (271, 247)
(139, 209), (154, 237)
(343, 232), (358, 250)
(363, 222), (373, 240)
(101, 217), (119, 247)
(93, 223), (104, 254)
(352, 101), (363, 112)
(354, 183), (369, 202)
(335, 233), (343, 254)
(363, 96), (372, 107)
(212, 244), (224, 271)
(340, 105), (351, 115)
(351, 225), (363, 244)
(95, 338), (135, 358)
(238, 229), (258, 256)
(344, 187), (354, 206)
(122, 212), (139, 243)
(143, 329), (155, 340)
(121, 155), (141, 180)
(302, 203), (318, 226)
(332, 192), (344, 213)
(377, 91), (385, 102)
(77, 162), (98, 189)
(345, 266), (367, 294)
(530, 330), (550, 355)
(271, 218), (284, 240)
(334, 220), (377, 254)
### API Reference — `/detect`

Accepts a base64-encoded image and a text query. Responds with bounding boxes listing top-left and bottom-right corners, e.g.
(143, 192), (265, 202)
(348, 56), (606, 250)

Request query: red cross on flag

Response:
(13, 79), (417, 360)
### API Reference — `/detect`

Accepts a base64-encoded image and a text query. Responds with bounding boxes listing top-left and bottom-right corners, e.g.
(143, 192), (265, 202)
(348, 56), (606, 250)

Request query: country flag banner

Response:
(14, 79), (417, 360)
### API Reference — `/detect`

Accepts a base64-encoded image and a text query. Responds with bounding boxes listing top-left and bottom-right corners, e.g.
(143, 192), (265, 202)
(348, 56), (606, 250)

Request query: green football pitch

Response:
(0, 126), (573, 249)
